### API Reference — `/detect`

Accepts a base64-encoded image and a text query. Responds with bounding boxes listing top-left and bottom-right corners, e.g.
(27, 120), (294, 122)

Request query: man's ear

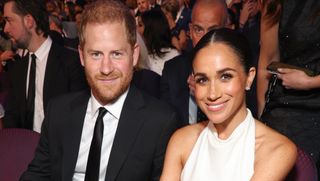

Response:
(132, 43), (140, 67)
(23, 14), (35, 30)
(78, 45), (85, 67)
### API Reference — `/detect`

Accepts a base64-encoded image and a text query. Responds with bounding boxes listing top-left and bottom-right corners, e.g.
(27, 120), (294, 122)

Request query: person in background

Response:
(258, 0), (320, 171)
(140, 9), (179, 75)
(20, 1), (180, 180)
(161, 0), (228, 125)
(132, 32), (161, 98)
(135, 0), (151, 17)
(237, 0), (261, 117)
(2, 0), (87, 132)
(161, 0), (190, 52)
(160, 28), (296, 181)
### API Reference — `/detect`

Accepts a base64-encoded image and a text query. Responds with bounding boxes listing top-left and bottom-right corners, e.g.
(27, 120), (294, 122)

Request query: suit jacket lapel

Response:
(62, 91), (90, 180)
(105, 86), (145, 181)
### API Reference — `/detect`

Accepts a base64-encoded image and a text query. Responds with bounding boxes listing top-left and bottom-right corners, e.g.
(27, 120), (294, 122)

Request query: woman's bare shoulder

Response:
(255, 120), (296, 153)
(252, 120), (297, 180)
(169, 121), (208, 162)
(170, 121), (208, 146)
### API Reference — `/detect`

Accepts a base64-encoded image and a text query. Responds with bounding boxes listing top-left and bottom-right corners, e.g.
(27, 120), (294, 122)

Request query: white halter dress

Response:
(181, 110), (255, 181)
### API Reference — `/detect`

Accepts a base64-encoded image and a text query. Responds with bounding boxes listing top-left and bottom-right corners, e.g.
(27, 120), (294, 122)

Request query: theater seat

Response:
(286, 148), (318, 181)
(0, 128), (40, 180)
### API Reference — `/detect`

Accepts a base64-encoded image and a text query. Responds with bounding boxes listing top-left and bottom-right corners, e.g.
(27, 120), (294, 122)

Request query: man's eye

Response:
(194, 27), (204, 34)
(90, 52), (102, 60)
(111, 52), (122, 59)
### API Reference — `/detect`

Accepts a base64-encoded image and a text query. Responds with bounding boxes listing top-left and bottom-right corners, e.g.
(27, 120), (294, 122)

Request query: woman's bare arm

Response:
(251, 121), (297, 181)
(257, 11), (280, 117)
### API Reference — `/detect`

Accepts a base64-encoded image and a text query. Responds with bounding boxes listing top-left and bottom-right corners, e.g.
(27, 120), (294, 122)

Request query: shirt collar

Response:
(90, 86), (130, 120)
(32, 37), (52, 61)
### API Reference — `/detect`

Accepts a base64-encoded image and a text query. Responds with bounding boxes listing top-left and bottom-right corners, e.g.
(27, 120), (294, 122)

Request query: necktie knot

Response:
(31, 54), (37, 62)
(97, 107), (107, 120)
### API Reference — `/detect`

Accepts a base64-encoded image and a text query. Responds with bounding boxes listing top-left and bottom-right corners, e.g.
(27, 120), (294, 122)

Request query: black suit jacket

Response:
(4, 41), (88, 128)
(132, 69), (161, 99)
(160, 52), (192, 125)
(20, 86), (181, 181)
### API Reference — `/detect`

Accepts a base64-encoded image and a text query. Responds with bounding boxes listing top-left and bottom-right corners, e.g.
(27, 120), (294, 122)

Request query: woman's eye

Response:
(221, 73), (233, 81)
(195, 77), (208, 84)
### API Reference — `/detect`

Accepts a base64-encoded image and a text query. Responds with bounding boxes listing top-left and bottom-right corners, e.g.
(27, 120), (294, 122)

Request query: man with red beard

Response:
(20, 1), (180, 181)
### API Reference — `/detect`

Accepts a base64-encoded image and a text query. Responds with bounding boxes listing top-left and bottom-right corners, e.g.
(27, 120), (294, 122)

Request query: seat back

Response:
(286, 148), (318, 181)
(0, 128), (40, 180)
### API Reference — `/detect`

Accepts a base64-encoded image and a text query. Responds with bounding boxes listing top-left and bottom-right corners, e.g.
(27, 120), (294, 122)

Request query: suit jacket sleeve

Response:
(3, 58), (27, 128)
(20, 101), (53, 181)
(151, 111), (180, 181)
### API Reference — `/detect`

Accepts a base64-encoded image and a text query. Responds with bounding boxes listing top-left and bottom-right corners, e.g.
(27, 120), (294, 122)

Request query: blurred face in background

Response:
(137, 0), (150, 13)
(242, 0), (260, 18)
(189, 4), (226, 47)
(3, 1), (32, 49)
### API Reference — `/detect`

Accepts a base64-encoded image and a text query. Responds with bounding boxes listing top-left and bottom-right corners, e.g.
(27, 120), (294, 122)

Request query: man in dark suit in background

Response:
(21, 1), (180, 180)
(2, 0), (87, 132)
(161, 0), (228, 125)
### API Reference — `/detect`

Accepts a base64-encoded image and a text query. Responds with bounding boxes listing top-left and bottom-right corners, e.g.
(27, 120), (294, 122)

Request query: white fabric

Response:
(73, 88), (129, 181)
(148, 48), (179, 75)
(181, 109), (255, 181)
(27, 37), (52, 133)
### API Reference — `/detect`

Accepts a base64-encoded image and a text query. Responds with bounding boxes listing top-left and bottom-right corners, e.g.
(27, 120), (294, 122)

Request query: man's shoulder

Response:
(164, 53), (191, 67)
(162, 52), (192, 76)
(135, 88), (182, 127)
(49, 41), (79, 59)
(131, 87), (177, 116)
(48, 90), (89, 106)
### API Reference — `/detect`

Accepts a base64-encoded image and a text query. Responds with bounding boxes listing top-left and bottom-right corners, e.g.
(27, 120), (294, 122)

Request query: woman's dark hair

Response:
(193, 28), (253, 73)
(8, 0), (49, 37)
(141, 9), (173, 58)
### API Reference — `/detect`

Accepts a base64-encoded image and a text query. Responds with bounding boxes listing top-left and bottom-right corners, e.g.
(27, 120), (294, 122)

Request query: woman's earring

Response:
(245, 86), (251, 91)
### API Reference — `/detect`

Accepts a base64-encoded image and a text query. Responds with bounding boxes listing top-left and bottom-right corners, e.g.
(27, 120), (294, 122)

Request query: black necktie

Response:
(85, 107), (107, 181)
(25, 54), (36, 129)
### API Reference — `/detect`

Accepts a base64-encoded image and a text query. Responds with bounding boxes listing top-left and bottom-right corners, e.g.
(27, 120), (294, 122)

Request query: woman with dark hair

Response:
(160, 29), (296, 181)
(257, 0), (320, 170)
(139, 9), (179, 75)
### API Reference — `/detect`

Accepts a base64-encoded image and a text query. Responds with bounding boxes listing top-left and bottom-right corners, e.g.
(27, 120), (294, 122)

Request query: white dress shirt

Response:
(73, 88), (129, 181)
(26, 37), (52, 133)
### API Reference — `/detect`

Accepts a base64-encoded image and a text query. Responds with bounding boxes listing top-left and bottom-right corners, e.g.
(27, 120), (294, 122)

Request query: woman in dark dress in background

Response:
(258, 0), (320, 171)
